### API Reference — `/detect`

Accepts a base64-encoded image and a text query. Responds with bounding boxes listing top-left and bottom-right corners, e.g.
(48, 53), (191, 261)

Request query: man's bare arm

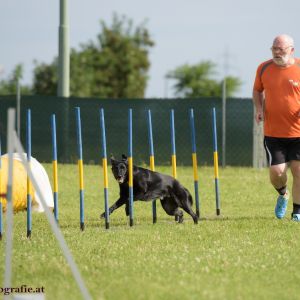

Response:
(252, 89), (264, 124)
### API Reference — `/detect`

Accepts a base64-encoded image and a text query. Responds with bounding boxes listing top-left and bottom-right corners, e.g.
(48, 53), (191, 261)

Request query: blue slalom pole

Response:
(26, 109), (32, 238)
(128, 109), (134, 227)
(189, 109), (200, 218)
(170, 109), (178, 221)
(170, 109), (177, 179)
(212, 107), (221, 216)
(75, 107), (85, 231)
(147, 110), (157, 224)
(0, 136), (2, 240)
(51, 114), (59, 223)
(100, 108), (109, 229)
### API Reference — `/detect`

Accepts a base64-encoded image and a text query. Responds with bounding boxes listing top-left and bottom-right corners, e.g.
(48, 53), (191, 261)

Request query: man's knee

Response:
(269, 164), (288, 187)
(290, 161), (300, 178)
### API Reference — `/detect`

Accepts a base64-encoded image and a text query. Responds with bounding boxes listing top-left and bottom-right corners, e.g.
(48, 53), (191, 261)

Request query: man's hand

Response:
(255, 109), (263, 124)
(253, 90), (264, 124)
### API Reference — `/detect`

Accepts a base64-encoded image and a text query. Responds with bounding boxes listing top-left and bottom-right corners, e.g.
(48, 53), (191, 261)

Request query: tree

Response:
(32, 61), (57, 95)
(33, 13), (154, 98)
(167, 61), (241, 98)
(0, 64), (31, 95)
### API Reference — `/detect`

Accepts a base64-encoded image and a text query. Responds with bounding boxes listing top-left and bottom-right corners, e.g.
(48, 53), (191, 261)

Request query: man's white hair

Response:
(273, 34), (294, 47)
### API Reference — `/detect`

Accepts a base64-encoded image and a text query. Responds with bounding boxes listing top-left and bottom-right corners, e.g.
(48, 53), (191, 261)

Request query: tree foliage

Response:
(167, 61), (242, 98)
(0, 64), (31, 95)
(32, 61), (57, 95)
(32, 13), (154, 98)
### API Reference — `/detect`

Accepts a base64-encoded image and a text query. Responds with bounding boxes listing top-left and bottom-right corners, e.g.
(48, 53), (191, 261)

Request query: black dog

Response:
(100, 155), (198, 224)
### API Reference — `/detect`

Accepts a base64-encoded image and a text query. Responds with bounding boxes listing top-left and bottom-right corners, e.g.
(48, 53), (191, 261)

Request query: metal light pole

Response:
(58, 0), (70, 97)
(222, 78), (226, 167)
(164, 76), (169, 98)
(16, 79), (21, 137)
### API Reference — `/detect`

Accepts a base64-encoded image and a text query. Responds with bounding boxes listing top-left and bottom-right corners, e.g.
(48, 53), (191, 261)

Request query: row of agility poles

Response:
(0, 109), (35, 239)
(27, 110), (60, 238)
(0, 106), (220, 234)
(97, 107), (221, 228)
(15, 110), (59, 238)
(167, 108), (221, 218)
(0, 110), (69, 237)
(74, 107), (133, 230)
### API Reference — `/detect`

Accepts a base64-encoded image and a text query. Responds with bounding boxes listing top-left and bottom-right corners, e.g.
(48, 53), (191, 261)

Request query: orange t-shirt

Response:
(253, 58), (300, 137)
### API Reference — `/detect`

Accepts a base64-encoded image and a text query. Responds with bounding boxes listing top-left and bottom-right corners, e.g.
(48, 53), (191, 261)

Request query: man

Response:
(253, 34), (300, 221)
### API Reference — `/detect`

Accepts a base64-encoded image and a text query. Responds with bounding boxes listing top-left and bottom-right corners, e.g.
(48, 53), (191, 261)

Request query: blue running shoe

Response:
(275, 192), (289, 219)
(291, 213), (300, 222)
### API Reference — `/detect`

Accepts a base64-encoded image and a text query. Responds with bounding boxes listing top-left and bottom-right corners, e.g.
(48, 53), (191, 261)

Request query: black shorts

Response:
(264, 136), (300, 165)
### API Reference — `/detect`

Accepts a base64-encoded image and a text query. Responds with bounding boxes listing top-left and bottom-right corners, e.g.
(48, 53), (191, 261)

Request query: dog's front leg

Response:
(100, 197), (126, 219)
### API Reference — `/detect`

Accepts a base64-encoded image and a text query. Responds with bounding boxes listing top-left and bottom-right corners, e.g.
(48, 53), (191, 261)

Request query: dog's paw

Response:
(100, 212), (105, 219)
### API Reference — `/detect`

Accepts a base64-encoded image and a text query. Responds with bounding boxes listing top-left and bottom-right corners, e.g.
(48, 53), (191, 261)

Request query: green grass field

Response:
(0, 164), (300, 300)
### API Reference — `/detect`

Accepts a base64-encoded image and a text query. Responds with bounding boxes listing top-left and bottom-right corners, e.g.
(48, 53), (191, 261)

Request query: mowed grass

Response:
(0, 164), (300, 300)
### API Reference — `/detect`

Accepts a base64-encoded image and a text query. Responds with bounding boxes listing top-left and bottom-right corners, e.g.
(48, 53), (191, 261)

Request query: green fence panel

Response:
(0, 96), (253, 166)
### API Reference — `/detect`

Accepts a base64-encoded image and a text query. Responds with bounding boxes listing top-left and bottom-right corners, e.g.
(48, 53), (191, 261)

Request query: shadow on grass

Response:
(200, 215), (275, 221)
(55, 215), (277, 231)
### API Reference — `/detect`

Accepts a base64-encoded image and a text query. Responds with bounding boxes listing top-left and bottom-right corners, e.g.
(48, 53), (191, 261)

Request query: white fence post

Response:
(252, 110), (267, 168)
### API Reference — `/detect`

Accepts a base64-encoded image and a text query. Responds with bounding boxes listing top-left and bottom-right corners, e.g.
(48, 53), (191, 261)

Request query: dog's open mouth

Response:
(117, 178), (124, 183)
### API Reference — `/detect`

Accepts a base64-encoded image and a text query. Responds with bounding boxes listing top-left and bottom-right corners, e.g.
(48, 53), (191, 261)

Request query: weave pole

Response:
(147, 110), (157, 224)
(51, 114), (59, 223)
(128, 109), (134, 227)
(170, 109), (177, 179)
(0, 136), (2, 240)
(212, 107), (221, 216)
(26, 109), (32, 238)
(189, 109), (200, 218)
(4, 109), (15, 296)
(75, 107), (85, 231)
(100, 108), (109, 229)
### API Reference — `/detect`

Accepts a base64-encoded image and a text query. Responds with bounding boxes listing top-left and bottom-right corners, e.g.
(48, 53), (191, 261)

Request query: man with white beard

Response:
(253, 34), (300, 221)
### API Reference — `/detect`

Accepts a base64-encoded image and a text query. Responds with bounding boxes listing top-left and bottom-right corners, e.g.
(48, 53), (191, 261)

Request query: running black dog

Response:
(100, 155), (198, 224)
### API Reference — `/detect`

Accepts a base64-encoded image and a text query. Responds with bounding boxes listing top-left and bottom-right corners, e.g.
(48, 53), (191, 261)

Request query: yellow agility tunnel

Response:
(0, 153), (54, 212)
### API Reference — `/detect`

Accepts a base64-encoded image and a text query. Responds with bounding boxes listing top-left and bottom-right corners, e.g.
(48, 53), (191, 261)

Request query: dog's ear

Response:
(122, 154), (128, 161)
(110, 154), (116, 164)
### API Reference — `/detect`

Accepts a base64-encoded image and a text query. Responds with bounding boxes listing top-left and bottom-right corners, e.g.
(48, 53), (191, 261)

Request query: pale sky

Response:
(1, 0), (299, 98)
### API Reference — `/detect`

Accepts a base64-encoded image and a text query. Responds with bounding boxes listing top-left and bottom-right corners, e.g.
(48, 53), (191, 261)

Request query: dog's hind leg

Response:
(180, 198), (198, 224)
(181, 205), (198, 224)
(173, 186), (198, 224)
(160, 197), (184, 223)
